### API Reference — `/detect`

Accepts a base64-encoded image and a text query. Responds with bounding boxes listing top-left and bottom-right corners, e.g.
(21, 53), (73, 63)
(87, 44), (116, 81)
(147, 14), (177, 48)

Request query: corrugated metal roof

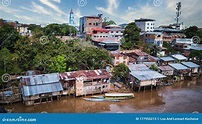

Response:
(21, 73), (63, 97)
(22, 82), (63, 97)
(171, 54), (187, 61)
(60, 69), (111, 81)
(181, 62), (200, 68)
(169, 63), (190, 70)
(21, 73), (60, 86)
(160, 56), (175, 62)
(128, 64), (149, 72)
(158, 66), (174, 71)
(130, 71), (166, 81)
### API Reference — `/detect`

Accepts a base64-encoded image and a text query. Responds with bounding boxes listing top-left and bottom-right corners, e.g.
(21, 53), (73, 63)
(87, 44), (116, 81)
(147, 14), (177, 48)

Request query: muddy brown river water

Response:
(3, 76), (202, 113)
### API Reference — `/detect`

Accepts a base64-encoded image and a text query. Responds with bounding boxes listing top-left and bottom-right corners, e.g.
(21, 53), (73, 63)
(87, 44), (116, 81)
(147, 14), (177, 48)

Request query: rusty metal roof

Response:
(60, 69), (111, 81)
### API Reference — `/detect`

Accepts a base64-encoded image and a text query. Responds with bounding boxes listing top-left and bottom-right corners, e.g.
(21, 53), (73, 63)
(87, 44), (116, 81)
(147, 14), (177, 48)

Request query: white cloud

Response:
(96, 0), (202, 27)
(96, 0), (120, 16)
(0, 4), (21, 14)
(39, 0), (67, 16)
(52, 0), (61, 3)
(20, 2), (52, 15)
(14, 15), (32, 21)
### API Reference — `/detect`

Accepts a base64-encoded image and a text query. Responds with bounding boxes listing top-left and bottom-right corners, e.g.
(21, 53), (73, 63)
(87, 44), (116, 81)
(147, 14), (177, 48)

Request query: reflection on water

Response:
(3, 76), (202, 113)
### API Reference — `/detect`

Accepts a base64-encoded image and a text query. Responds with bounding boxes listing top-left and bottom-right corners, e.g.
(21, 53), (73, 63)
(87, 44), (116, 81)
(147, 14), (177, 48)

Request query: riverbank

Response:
(2, 75), (202, 113)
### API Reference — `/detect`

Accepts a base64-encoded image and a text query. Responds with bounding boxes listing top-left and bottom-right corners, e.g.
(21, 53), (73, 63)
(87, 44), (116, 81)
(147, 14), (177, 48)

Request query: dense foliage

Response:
(0, 24), (111, 84)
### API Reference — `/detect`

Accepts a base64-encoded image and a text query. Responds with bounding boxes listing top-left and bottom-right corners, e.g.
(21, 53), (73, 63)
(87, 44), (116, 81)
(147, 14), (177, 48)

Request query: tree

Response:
(106, 20), (116, 25)
(183, 26), (202, 44)
(123, 22), (141, 43)
(149, 64), (158, 71)
(50, 54), (67, 73)
(0, 25), (21, 52)
(112, 64), (129, 83)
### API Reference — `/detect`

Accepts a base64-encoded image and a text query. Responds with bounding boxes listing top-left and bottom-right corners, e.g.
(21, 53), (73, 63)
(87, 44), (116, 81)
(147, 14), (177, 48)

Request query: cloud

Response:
(20, 2), (52, 15)
(39, 0), (67, 16)
(96, 0), (120, 16)
(0, 4), (21, 14)
(13, 15), (32, 21)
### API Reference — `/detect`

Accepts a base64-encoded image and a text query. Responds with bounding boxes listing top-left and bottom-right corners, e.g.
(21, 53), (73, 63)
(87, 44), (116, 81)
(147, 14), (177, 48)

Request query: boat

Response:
(104, 93), (134, 100)
(83, 98), (120, 102)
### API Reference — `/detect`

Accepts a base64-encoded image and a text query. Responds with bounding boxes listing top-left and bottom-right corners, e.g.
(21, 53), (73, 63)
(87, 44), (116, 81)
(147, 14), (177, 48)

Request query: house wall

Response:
(191, 68), (198, 73)
(75, 80), (84, 96)
(161, 70), (174, 76)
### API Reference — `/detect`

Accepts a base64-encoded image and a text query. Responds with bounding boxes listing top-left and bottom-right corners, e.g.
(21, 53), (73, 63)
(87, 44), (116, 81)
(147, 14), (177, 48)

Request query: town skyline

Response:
(0, 0), (202, 27)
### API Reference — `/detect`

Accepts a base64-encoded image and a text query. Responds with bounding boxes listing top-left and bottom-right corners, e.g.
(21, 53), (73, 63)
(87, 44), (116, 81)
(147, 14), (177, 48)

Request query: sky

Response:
(0, 0), (202, 28)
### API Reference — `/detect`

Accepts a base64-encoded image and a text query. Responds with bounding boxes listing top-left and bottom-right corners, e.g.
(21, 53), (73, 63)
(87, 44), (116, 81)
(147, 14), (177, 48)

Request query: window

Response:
(111, 31), (113, 33)
(116, 31), (119, 33)
(147, 23), (149, 25)
(89, 23), (92, 25)
(147, 27), (149, 29)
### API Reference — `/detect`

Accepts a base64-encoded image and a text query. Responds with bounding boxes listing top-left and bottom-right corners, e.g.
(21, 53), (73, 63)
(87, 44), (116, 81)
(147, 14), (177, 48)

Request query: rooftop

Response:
(130, 71), (166, 81)
(181, 62), (200, 68)
(60, 69), (111, 81)
(169, 63), (190, 70)
(21, 73), (63, 97)
(158, 66), (174, 71)
(128, 64), (149, 72)
(171, 54), (187, 61)
(160, 56), (175, 62)
(135, 18), (155, 22)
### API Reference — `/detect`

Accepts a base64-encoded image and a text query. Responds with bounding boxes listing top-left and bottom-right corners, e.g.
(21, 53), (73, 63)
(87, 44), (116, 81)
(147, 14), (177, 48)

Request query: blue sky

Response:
(0, 0), (201, 27)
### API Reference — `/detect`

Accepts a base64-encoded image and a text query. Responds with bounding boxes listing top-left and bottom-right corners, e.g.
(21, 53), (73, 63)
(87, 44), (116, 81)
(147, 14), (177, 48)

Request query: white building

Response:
(105, 25), (124, 41)
(135, 18), (155, 32)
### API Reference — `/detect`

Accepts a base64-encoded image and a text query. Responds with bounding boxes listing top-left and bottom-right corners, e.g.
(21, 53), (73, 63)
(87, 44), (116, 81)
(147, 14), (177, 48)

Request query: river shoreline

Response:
(2, 75), (202, 113)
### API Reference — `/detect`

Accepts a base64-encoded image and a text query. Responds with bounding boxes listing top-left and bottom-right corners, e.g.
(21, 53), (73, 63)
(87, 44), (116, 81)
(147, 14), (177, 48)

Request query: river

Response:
(3, 76), (202, 113)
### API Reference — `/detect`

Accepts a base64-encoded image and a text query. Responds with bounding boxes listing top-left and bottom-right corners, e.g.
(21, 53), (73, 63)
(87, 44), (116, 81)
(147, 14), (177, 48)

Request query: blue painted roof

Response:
(160, 56), (175, 62)
(130, 71), (166, 81)
(169, 63), (190, 70)
(181, 62), (200, 68)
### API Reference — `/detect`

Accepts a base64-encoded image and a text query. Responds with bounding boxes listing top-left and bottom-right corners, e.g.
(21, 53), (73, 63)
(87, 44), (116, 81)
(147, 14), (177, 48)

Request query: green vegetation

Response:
(183, 26), (202, 43)
(122, 22), (141, 50)
(0, 24), (111, 84)
(112, 64), (129, 83)
(189, 50), (202, 64)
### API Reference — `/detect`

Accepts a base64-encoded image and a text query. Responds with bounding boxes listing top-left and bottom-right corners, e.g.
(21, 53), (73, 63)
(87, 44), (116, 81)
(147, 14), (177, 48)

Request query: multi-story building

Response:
(79, 15), (102, 34)
(105, 25), (124, 41)
(140, 32), (163, 47)
(90, 27), (109, 39)
(135, 18), (155, 32)
(154, 27), (185, 43)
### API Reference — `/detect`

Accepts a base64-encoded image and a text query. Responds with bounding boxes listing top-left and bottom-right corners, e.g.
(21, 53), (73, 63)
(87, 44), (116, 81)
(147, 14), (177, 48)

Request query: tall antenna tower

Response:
(175, 2), (182, 29)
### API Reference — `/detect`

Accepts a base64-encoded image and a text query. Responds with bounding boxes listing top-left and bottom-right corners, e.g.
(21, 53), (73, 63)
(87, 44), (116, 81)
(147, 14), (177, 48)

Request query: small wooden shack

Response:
(20, 73), (63, 106)
(181, 62), (200, 76)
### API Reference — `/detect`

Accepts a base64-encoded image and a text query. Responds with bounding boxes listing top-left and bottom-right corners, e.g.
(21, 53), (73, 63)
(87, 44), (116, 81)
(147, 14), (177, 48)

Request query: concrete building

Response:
(79, 15), (102, 34)
(135, 18), (155, 32)
(90, 27), (109, 39)
(154, 27), (185, 43)
(60, 69), (111, 97)
(111, 53), (129, 66)
(92, 38), (120, 52)
(105, 25), (124, 41)
(140, 32), (163, 47)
